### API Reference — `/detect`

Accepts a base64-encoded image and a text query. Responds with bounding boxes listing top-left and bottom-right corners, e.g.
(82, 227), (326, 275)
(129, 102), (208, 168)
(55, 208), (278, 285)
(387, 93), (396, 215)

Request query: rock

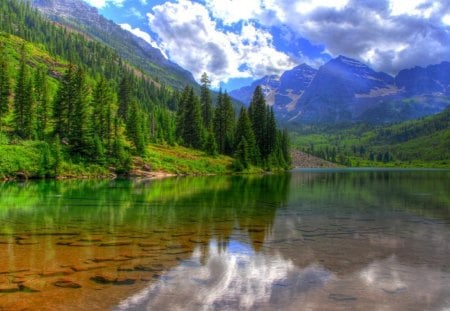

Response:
(134, 264), (164, 272)
(91, 256), (131, 263)
(90, 275), (115, 284)
(70, 263), (107, 272)
(53, 279), (81, 289)
(0, 284), (20, 293)
(67, 242), (97, 247)
(114, 278), (136, 285)
(138, 242), (160, 247)
(40, 269), (73, 277)
(90, 275), (136, 286)
(99, 240), (133, 247)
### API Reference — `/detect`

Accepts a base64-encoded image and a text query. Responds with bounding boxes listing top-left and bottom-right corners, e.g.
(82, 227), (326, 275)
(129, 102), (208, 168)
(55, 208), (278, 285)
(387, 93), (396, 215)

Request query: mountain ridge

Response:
(230, 57), (450, 124)
(31, 0), (197, 89)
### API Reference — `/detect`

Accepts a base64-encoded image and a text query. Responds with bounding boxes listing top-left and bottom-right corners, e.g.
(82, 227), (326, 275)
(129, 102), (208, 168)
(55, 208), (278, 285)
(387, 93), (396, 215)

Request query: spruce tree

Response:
(181, 86), (204, 149)
(213, 90), (235, 155)
(69, 68), (90, 155)
(53, 64), (75, 139)
(14, 45), (35, 139)
(92, 77), (114, 152)
(248, 85), (267, 159)
(126, 99), (145, 154)
(118, 73), (132, 122)
(235, 107), (259, 165)
(265, 106), (277, 158)
(0, 50), (10, 132)
(34, 66), (49, 139)
(200, 72), (213, 130)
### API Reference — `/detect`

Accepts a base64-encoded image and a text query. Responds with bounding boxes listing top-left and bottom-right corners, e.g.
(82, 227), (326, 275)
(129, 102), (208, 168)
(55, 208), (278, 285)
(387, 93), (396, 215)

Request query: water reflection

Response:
(117, 239), (332, 311)
(0, 174), (291, 310)
(0, 170), (449, 310)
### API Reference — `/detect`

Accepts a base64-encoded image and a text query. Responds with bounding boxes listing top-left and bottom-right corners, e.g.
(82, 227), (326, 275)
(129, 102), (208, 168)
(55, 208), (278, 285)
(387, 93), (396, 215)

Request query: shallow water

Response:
(0, 170), (449, 310)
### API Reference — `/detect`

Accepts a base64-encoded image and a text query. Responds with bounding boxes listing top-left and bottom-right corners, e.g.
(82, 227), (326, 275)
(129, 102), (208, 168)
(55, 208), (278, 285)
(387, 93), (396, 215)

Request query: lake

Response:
(0, 169), (449, 310)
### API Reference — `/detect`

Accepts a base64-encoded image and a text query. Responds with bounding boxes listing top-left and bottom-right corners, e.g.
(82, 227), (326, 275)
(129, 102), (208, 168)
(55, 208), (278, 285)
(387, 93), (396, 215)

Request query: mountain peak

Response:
(332, 55), (367, 68)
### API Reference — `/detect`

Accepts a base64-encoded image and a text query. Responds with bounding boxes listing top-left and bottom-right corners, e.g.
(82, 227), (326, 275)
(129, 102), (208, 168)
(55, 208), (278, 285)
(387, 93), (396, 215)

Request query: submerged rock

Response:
(53, 279), (81, 289)
(90, 275), (136, 286)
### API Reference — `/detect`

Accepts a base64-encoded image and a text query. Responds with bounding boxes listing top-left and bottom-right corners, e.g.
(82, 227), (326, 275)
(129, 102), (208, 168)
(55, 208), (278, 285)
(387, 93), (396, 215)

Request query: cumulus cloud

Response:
(181, 0), (450, 76)
(259, 0), (450, 74)
(147, 0), (295, 86)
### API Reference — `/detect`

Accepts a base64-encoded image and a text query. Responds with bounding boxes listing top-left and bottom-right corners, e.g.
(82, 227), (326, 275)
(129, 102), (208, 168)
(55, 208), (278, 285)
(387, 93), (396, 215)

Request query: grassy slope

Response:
(144, 144), (233, 175)
(291, 108), (450, 168)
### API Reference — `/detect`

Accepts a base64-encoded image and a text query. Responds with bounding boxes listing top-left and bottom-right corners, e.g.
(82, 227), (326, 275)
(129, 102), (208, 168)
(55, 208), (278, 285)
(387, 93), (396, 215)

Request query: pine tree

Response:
(92, 77), (115, 152)
(235, 107), (259, 165)
(205, 131), (218, 156)
(200, 72), (213, 130)
(280, 128), (291, 166)
(14, 45), (35, 139)
(69, 68), (90, 155)
(180, 86), (204, 149)
(53, 64), (75, 139)
(126, 99), (145, 153)
(265, 106), (277, 158)
(235, 136), (249, 169)
(248, 85), (267, 159)
(118, 73), (132, 122)
(0, 49), (10, 132)
(34, 65), (49, 139)
(213, 90), (235, 155)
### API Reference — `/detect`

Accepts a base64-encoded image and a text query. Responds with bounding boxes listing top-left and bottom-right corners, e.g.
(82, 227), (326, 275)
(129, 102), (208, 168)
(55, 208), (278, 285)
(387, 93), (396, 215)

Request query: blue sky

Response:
(83, 0), (450, 90)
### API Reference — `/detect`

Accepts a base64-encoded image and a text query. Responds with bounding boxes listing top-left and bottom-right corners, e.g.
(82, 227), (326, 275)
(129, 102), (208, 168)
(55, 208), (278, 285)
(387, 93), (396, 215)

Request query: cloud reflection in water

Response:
(116, 239), (333, 311)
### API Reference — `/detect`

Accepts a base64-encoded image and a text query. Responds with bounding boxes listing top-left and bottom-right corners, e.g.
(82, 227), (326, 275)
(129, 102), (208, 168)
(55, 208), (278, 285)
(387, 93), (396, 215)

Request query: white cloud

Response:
(83, 0), (125, 8)
(147, 0), (295, 86)
(120, 23), (167, 58)
(257, 0), (450, 74)
(204, 0), (264, 25)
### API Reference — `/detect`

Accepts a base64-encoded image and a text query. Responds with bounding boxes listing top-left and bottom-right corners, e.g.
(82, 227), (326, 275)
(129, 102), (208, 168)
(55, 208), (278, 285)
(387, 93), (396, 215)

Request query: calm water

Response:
(0, 169), (449, 310)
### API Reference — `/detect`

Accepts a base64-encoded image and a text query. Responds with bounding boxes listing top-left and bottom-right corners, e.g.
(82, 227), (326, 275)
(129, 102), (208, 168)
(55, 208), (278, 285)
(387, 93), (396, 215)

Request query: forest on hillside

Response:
(0, 0), (290, 179)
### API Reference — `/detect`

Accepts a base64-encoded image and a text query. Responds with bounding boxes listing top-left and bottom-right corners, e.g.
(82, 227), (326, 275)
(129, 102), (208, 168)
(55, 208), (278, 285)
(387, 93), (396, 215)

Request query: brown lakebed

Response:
(0, 170), (449, 310)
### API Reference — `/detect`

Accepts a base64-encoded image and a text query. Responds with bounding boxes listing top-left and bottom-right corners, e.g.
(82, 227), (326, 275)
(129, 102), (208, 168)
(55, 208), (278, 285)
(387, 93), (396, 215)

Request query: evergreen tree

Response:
(92, 77), (115, 152)
(235, 107), (259, 165)
(118, 73), (132, 122)
(200, 72), (213, 130)
(280, 128), (291, 166)
(53, 64), (75, 139)
(126, 99), (145, 153)
(179, 86), (204, 149)
(265, 106), (277, 158)
(205, 131), (218, 156)
(235, 136), (249, 169)
(34, 65), (49, 139)
(213, 90), (235, 155)
(69, 68), (90, 155)
(248, 85), (267, 158)
(14, 45), (35, 139)
(0, 49), (10, 132)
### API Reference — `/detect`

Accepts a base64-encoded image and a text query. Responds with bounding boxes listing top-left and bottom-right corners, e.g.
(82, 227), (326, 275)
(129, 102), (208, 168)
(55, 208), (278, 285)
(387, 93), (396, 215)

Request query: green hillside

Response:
(291, 107), (450, 168)
(0, 0), (290, 179)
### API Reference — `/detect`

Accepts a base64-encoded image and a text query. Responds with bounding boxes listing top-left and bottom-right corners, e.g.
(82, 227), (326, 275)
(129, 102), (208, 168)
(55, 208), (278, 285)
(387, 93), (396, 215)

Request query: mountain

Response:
(229, 64), (317, 116)
(230, 56), (450, 124)
(31, 0), (196, 89)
